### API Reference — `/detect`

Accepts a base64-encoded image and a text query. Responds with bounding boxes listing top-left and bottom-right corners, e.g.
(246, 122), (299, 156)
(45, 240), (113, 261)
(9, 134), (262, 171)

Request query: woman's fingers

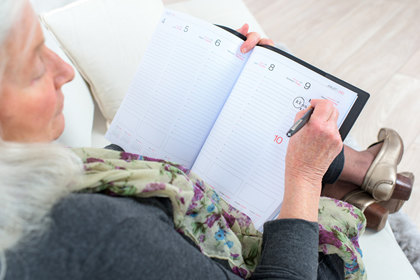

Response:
(236, 24), (275, 53)
(259, 38), (275, 47)
(286, 99), (342, 182)
(330, 106), (339, 125)
(293, 100), (339, 125)
(293, 106), (313, 122)
(236, 23), (249, 36)
(310, 99), (335, 122)
(241, 32), (261, 53)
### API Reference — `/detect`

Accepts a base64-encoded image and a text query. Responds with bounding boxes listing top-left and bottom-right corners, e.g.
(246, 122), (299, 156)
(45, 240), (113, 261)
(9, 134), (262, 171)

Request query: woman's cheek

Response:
(29, 79), (58, 123)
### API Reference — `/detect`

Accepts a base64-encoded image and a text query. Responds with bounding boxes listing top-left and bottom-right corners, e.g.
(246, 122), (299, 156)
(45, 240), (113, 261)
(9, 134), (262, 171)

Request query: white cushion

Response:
(40, 0), (268, 127)
(43, 25), (94, 147)
(166, 0), (267, 38)
(40, 0), (165, 126)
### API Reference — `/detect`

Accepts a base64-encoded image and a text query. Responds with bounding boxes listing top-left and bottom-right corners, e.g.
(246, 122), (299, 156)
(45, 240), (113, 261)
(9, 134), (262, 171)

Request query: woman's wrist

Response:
(277, 171), (322, 222)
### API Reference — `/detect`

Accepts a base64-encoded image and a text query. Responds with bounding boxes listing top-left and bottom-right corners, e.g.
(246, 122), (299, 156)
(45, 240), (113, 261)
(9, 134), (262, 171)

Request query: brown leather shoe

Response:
(343, 190), (389, 231)
(361, 128), (404, 201)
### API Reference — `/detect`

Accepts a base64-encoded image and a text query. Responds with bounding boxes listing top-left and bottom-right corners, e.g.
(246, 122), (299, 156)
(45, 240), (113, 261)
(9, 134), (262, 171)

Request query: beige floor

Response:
(243, 0), (420, 230)
(163, 0), (420, 229)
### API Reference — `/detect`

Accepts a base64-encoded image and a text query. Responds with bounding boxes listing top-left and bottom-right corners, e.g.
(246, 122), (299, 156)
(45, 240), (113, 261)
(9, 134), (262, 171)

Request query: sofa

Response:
(38, 0), (418, 278)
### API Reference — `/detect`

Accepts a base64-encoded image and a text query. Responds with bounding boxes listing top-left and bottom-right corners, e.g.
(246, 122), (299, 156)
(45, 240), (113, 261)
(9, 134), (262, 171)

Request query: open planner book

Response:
(105, 8), (370, 230)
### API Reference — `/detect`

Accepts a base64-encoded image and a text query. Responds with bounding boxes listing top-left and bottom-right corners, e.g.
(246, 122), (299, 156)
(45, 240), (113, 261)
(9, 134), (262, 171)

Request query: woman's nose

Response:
(48, 48), (75, 90)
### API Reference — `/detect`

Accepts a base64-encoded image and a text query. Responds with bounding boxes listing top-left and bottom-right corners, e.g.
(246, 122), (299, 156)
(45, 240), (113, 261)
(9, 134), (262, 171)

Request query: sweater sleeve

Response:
(251, 219), (319, 280)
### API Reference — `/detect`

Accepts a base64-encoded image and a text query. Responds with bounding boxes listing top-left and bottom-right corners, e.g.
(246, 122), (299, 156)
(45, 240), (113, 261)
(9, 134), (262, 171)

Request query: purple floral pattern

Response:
(232, 266), (248, 278)
(318, 197), (366, 279)
(142, 183), (166, 192)
(205, 214), (221, 228)
(319, 224), (344, 248)
(120, 152), (140, 161)
(86, 157), (105, 163)
(72, 147), (366, 280)
(223, 211), (236, 229)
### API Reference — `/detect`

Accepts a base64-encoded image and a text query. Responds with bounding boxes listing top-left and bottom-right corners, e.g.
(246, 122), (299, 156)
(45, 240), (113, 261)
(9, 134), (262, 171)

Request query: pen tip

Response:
(287, 133), (291, 137)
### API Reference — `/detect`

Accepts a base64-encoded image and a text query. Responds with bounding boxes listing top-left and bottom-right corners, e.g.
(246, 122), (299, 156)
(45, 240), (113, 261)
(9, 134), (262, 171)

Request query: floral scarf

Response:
(71, 147), (366, 279)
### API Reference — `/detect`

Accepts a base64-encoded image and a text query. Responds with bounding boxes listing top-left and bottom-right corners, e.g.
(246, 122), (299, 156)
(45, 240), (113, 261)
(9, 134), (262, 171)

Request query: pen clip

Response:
(290, 119), (303, 131)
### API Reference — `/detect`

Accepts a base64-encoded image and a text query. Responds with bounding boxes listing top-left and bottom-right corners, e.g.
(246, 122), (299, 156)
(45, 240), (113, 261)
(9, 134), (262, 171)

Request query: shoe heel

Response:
(380, 172), (415, 214)
(390, 172), (414, 201)
(364, 203), (389, 231)
(343, 190), (389, 231)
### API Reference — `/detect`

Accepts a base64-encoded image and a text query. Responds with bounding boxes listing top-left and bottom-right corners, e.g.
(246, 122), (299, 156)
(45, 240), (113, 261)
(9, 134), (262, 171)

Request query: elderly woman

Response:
(0, 0), (411, 279)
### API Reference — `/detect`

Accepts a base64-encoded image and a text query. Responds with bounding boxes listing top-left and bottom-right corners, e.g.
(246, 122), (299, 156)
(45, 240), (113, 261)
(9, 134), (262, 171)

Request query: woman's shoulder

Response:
(55, 193), (142, 219)
(52, 193), (173, 233)
(4, 194), (175, 279)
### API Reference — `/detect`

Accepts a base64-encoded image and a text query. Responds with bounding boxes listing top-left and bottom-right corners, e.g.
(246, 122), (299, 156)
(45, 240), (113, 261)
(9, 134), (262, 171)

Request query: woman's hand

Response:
(278, 99), (343, 222)
(236, 24), (274, 54)
(287, 99), (343, 183)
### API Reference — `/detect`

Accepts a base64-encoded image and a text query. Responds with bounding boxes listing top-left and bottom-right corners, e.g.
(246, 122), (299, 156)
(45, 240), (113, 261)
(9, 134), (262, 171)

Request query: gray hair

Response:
(0, 0), (25, 84)
(0, 142), (83, 279)
(0, 0), (24, 46)
(0, 1), (84, 278)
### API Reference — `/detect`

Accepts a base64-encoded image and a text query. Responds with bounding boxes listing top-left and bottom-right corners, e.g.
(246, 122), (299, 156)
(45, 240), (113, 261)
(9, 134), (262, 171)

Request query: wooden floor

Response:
(242, 0), (420, 230)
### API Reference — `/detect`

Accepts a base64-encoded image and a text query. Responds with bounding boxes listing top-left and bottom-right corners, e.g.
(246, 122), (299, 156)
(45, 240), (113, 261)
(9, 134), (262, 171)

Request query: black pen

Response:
(286, 106), (314, 137)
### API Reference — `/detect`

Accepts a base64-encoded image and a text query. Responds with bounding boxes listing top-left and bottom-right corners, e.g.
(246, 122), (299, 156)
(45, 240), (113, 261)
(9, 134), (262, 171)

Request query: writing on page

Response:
(192, 46), (358, 230)
(107, 9), (367, 232)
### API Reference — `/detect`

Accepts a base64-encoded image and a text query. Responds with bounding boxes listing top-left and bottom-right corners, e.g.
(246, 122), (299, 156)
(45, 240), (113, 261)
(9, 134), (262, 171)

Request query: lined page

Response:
(192, 46), (358, 230)
(106, 9), (250, 168)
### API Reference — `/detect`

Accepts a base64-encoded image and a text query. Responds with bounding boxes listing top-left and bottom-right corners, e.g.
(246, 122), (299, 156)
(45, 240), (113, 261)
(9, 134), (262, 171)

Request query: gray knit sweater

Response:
(2, 193), (343, 279)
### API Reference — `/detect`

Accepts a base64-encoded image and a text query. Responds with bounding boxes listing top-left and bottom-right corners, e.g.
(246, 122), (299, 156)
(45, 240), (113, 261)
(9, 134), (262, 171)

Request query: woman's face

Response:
(0, 2), (75, 142)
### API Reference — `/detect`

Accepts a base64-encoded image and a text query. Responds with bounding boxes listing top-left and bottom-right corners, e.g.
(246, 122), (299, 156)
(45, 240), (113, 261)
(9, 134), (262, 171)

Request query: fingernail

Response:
(241, 47), (247, 54)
